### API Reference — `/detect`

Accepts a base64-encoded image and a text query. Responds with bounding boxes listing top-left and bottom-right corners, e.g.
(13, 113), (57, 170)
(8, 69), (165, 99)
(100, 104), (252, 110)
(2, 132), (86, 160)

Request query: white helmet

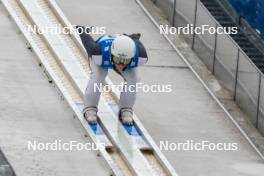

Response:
(111, 35), (136, 64)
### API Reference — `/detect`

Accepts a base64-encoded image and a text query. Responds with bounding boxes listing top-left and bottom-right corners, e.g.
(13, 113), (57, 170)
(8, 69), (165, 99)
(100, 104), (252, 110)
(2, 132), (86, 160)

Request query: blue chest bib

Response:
(96, 35), (139, 69)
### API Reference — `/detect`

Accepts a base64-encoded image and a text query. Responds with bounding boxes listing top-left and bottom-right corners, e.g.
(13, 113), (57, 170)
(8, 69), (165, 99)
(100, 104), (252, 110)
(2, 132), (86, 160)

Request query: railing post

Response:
(191, 0), (199, 50)
(171, 0), (177, 26)
(256, 73), (262, 129)
(233, 48), (240, 101)
(212, 23), (218, 74)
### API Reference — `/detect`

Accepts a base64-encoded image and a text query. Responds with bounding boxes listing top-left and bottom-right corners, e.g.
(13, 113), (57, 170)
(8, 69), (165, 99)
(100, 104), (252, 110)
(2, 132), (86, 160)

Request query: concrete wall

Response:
(151, 0), (264, 134)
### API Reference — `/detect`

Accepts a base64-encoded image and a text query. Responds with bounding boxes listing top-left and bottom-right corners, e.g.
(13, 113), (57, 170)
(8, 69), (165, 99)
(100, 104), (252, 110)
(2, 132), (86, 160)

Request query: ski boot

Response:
(83, 107), (98, 125)
(119, 108), (134, 126)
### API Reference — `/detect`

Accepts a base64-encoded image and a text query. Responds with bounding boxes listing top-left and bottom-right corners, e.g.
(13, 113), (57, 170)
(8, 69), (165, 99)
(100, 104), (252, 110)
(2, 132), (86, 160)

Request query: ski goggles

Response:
(111, 55), (132, 65)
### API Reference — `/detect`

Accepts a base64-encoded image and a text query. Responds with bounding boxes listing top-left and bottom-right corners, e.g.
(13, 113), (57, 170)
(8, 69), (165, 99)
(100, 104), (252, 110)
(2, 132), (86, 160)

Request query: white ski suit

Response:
(77, 27), (148, 115)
